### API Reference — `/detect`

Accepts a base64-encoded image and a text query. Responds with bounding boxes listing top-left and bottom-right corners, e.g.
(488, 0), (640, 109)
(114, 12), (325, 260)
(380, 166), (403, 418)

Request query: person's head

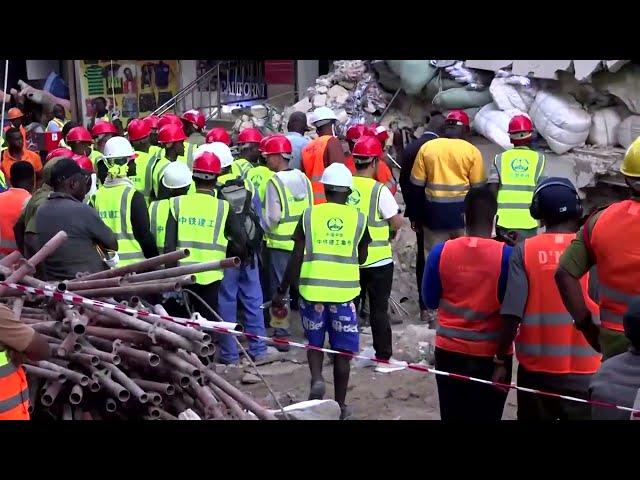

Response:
(621, 137), (640, 197)
(157, 124), (187, 159)
(5, 127), (23, 152)
(237, 128), (263, 164)
(9, 161), (35, 192)
(102, 136), (137, 178)
(91, 121), (118, 152)
(262, 135), (292, 172)
(66, 126), (94, 156)
(162, 160), (194, 197)
(352, 135), (382, 177)
(287, 111), (309, 136)
(62, 121), (79, 140)
(124, 68), (134, 81)
(127, 118), (151, 151)
(310, 107), (338, 136)
(93, 97), (107, 115)
(320, 163), (352, 204)
(508, 114), (534, 147)
(623, 298), (640, 349)
(192, 151), (222, 191)
(53, 104), (65, 120)
(345, 124), (372, 153)
(180, 110), (205, 136)
(443, 110), (470, 139)
(463, 185), (498, 237)
(7, 107), (24, 128)
(425, 110), (445, 137)
(50, 157), (89, 201)
(529, 177), (582, 231)
(143, 115), (160, 146)
(206, 127), (231, 146)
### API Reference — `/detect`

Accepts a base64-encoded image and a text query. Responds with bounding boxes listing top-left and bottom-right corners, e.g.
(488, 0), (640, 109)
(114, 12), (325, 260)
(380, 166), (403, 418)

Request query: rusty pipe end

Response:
(138, 392), (149, 404)
(148, 406), (161, 418)
(202, 333), (212, 344)
(57, 282), (67, 292)
(89, 381), (101, 393)
(112, 354), (121, 366)
(178, 375), (190, 388)
(105, 398), (117, 412)
(166, 384), (175, 396)
(72, 323), (86, 336)
(182, 248), (190, 258)
(149, 354), (160, 367)
(117, 389), (131, 403)
(89, 356), (100, 367)
(78, 375), (90, 387)
(231, 256), (241, 267)
(72, 342), (82, 353)
(151, 393), (162, 406)
(41, 393), (55, 407)
(57, 373), (67, 383)
(69, 387), (82, 405)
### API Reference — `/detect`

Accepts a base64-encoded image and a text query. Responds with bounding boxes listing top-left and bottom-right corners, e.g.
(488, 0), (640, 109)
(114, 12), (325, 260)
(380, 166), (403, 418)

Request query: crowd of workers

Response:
(1, 96), (640, 421)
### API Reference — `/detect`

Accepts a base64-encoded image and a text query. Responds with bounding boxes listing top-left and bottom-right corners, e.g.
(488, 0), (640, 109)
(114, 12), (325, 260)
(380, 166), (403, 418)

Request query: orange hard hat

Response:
(7, 108), (24, 120)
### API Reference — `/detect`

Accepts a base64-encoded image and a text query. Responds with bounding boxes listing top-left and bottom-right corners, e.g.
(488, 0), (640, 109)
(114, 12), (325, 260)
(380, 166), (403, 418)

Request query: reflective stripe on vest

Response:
(301, 135), (332, 205)
(94, 184), (145, 267)
(0, 170), (6, 189)
(89, 149), (105, 168)
(590, 200), (640, 333)
(347, 177), (391, 267)
(516, 233), (601, 374)
(298, 203), (365, 303)
(131, 149), (161, 203)
(149, 199), (172, 252)
(232, 158), (253, 179)
(264, 174), (313, 252)
(436, 237), (507, 357)
(495, 148), (545, 230)
(172, 193), (229, 285)
(246, 165), (274, 205)
(184, 142), (197, 170)
(0, 350), (29, 419)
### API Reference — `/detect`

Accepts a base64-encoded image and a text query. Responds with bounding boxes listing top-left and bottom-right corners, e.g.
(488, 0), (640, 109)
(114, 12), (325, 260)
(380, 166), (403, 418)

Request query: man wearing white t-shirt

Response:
(348, 136), (404, 373)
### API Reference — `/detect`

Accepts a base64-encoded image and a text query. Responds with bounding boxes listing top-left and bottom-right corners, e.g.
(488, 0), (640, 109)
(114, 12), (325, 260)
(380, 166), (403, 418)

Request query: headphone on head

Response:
(529, 177), (582, 220)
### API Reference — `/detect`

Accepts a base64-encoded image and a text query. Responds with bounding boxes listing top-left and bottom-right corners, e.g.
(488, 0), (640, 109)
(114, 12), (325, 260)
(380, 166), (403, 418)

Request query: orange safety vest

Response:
(436, 236), (511, 357)
(345, 154), (397, 195)
(589, 200), (640, 333)
(517, 233), (601, 374)
(0, 355), (30, 420)
(301, 135), (332, 205)
(0, 189), (31, 256)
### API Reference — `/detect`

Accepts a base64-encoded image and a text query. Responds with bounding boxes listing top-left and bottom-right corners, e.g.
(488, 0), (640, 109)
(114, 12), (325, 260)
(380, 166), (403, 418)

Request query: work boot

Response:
(309, 379), (326, 400)
(339, 404), (354, 420)
(250, 346), (286, 366)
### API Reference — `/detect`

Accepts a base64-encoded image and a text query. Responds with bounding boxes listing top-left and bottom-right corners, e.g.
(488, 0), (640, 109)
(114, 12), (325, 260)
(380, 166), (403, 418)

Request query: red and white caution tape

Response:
(5, 279), (639, 417)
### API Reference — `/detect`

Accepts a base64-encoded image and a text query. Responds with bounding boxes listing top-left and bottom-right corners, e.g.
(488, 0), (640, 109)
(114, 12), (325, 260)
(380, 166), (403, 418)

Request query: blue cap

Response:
(534, 177), (580, 221)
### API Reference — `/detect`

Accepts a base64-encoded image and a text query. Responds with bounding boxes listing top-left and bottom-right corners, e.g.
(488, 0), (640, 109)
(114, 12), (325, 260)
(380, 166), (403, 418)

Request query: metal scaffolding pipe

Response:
(126, 257), (240, 283)
(79, 249), (190, 280)
(41, 381), (64, 407)
(0, 250), (22, 267)
(71, 280), (181, 298)
(65, 277), (123, 291)
(131, 378), (175, 396)
(69, 385), (83, 405)
(24, 364), (67, 383)
(102, 363), (148, 404)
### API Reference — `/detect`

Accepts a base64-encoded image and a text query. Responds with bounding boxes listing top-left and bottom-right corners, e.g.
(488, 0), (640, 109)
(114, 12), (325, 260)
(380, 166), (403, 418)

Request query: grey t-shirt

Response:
(590, 350), (640, 420)
(36, 192), (117, 281)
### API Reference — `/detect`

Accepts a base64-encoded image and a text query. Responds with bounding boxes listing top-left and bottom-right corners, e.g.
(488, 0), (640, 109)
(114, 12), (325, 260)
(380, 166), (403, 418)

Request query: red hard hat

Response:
(192, 151), (222, 174)
(143, 115), (160, 130)
(508, 114), (534, 134)
(353, 136), (383, 158)
(181, 110), (206, 130)
(127, 118), (151, 142)
(258, 136), (269, 153)
(67, 126), (93, 143)
(46, 147), (73, 162)
(206, 127), (231, 146)
(238, 128), (263, 144)
(71, 154), (95, 173)
(158, 114), (183, 130)
(91, 121), (118, 138)
(158, 124), (187, 144)
(346, 124), (371, 141)
(445, 110), (470, 128)
(7, 107), (24, 120)
(262, 135), (292, 155)
(370, 123), (390, 143)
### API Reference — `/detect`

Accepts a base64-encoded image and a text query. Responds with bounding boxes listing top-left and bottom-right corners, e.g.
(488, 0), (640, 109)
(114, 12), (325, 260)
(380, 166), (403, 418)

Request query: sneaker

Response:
(374, 358), (408, 374)
(309, 379), (326, 400)
(250, 346), (286, 366)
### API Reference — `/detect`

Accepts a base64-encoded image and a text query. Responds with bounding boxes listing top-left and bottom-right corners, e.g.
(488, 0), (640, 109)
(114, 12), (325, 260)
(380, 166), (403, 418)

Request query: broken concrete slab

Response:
(273, 399), (341, 420)
(254, 362), (304, 377)
(292, 97), (312, 113)
(241, 373), (261, 384)
(313, 94), (327, 107)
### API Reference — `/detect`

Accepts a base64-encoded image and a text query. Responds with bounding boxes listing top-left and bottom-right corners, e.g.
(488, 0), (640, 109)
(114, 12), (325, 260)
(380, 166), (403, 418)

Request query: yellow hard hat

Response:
(621, 137), (640, 177)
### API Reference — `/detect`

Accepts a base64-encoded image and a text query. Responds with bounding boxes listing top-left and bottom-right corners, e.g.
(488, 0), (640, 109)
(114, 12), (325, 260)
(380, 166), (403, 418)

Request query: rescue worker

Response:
(180, 109), (206, 168)
(422, 186), (512, 420)
(272, 163), (370, 420)
(151, 123), (187, 201)
(143, 115), (161, 148)
(66, 126), (93, 157)
(284, 111), (310, 171)
(91, 121), (119, 184)
(263, 135), (313, 346)
(59, 121), (79, 149)
(92, 137), (159, 267)
(348, 136), (405, 373)
(0, 162), (34, 258)
(369, 124), (398, 195)
(45, 104), (67, 132)
(246, 136), (274, 206)
(301, 106), (346, 204)
(493, 177), (601, 420)
(88, 96), (115, 131)
(127, 118), (160, 203)
(206, 127), (232, 146)
(487, 114), (546, 241)
(161, 150), (248, 320)
(410, 109), (486, 253)
(3, 107), (27, 147)
(344, 124), (397, 194)
(211, 141), (256, 197)
(0, 302), (51, 420)
(556, 137), (640, 360)
(1, 128), (42, 183)
(233, 127), (263, 178)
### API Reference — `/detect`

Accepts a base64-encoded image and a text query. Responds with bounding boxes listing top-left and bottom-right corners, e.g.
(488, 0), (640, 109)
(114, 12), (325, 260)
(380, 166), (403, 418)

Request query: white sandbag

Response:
(529, 90), (591, 154)
(588, 106), (626, 146)
(592, 64), (640, 114)
(472, 103), (521, 150)
(387, 61), (438, 95)
(489, 76), (537, 112)
(432, 86), (492, 110)
(616, 115), (640, 148)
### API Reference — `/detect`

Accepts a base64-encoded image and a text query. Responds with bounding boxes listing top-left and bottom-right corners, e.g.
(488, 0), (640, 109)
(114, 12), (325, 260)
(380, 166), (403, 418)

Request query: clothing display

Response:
(157, 90), (173, 106)
(122, 96), (138, 118)
(154, 61), (171, 88)
(139, 93), (156, 113)
(85, 64), (105, 95)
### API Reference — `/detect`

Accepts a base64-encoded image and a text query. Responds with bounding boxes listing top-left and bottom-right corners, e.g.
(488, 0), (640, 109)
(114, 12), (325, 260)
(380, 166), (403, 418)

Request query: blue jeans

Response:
(217, 256), (267, 363)
(267, 248), (291, 337)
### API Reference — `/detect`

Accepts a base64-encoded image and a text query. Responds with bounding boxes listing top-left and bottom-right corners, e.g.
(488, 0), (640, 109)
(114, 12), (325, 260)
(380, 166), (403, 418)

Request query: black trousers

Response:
(516, 365), (591, 420)
(434, 347), (512, 421)
(163, 281), (221, 323)
(354, 262), (393, 360)
(416, 226), (426, 310)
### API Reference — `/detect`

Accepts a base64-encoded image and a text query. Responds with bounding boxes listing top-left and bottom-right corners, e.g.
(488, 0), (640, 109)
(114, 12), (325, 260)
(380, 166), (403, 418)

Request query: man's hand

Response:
(578, 318), (602, 353)
(8, 350), (28, 366)
(491, 364), (510, 392)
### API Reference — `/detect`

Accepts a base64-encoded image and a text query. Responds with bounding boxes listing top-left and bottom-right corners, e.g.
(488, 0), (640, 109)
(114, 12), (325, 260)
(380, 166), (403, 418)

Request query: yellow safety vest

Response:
(347, 176), (391, 267)
(299, 203), (366, 303)
(0, 169), (6, 190)
(264, 174), (313, 251)
(148, 198), (172, 253)
(246, 165), (274, 206)
(495, 147), (545, 230)
(151, 156), (195, 200)
(93, 183), (145, 266)
(130, 149), (161, 204)
(179, 141), (198, 170)
(231, 158), (253, 179)
(171, 192), (229, 285)
(89, 148), (106, 176)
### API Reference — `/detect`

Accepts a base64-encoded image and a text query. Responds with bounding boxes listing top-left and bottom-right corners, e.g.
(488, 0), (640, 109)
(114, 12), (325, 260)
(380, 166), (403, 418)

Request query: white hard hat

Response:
(309, 106), (338, 127)
(103, 136), (136, 159)
(320, 163), (352, 190)
(162, 161), (193, 189)
(195, 142), (233, 168)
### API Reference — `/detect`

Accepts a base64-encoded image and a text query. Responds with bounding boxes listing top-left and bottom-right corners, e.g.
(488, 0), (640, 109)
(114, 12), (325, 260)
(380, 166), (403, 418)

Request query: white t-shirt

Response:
(362, 184), (399, 269)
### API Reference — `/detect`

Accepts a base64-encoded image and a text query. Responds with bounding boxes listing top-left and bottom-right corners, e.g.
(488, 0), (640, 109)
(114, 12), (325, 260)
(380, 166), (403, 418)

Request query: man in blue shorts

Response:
(273, 163), (371, 419)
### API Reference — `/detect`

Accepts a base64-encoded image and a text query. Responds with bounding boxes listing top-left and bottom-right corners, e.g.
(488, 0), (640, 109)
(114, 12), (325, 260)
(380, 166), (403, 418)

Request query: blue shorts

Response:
(300, 297), (359, 353)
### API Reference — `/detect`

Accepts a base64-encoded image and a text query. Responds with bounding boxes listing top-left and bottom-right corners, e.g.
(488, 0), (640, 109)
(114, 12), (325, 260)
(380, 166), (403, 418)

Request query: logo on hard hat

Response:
(327, 217), (344, 232)
(347, 188), (361, 206)
(511, 157), (530, 173)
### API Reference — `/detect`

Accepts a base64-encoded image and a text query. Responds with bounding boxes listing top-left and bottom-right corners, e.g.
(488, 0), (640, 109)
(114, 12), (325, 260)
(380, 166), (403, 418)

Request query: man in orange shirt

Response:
(1, 128), (42, 183)
(0, 162), (34, 258)
(3, 108), (27, 147)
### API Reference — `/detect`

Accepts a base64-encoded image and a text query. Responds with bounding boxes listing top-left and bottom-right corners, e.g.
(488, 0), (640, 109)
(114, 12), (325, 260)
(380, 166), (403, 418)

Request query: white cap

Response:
(103, 136), (137, 159)
(162, 161), (193, 189)
(196, 142), (233, 168)
(309, 106), (338, 126)
(320, 163), (352, 190)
